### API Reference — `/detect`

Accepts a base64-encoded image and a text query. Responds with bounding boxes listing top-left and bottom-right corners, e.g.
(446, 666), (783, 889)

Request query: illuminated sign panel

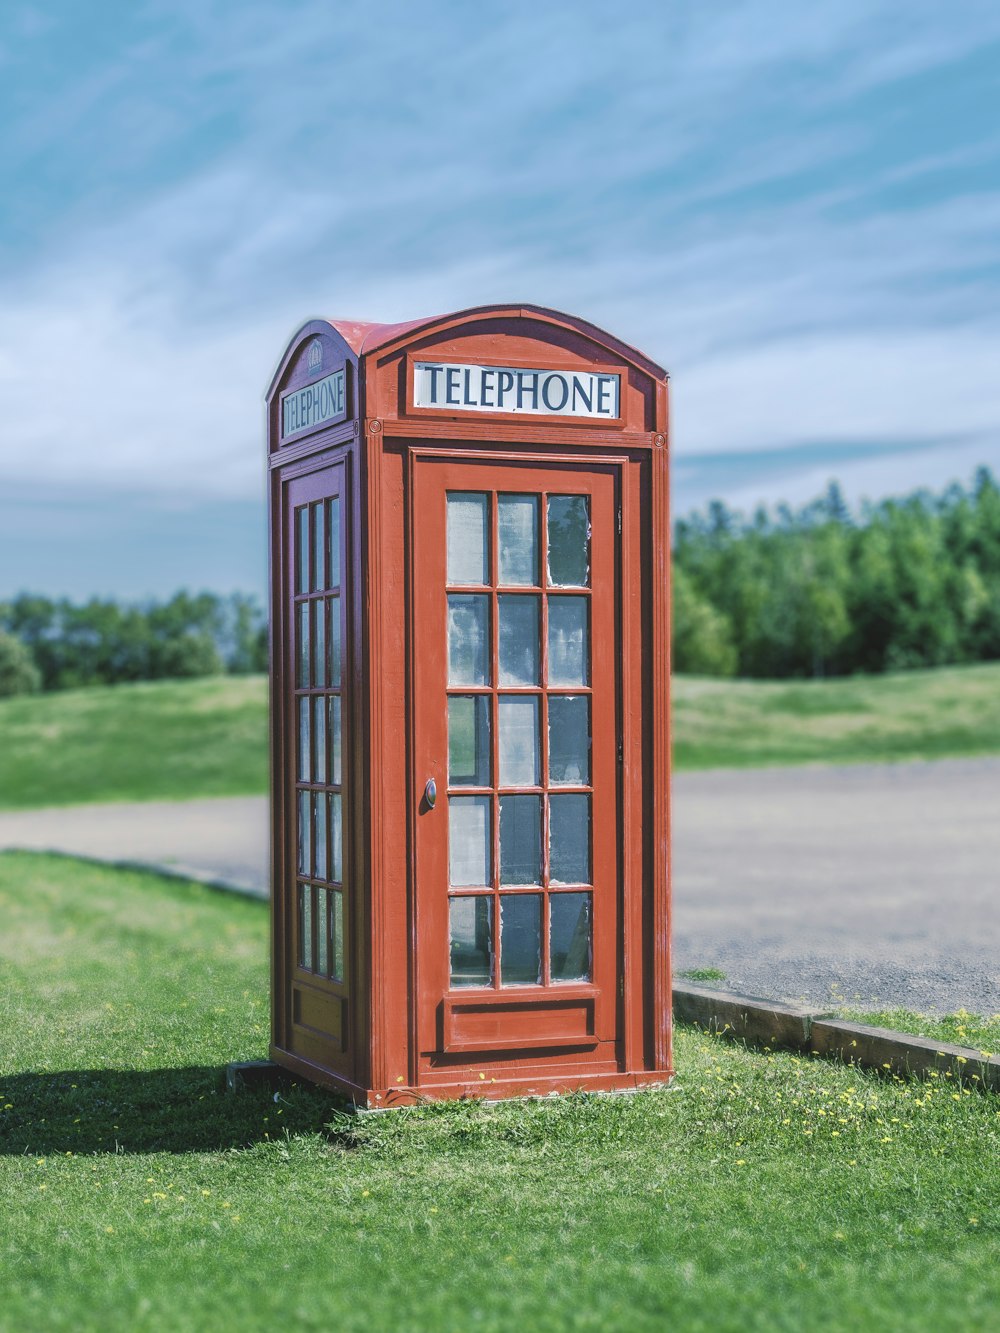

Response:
(282, 369), (346, 438)
(413, 361), (620, 419)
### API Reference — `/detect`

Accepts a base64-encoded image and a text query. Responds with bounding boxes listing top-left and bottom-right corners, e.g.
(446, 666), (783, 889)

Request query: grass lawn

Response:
(2, 853), (998, 1332)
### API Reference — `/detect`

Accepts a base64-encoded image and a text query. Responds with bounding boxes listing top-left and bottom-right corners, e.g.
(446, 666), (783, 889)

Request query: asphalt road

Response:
(2, 756), (998, 1014)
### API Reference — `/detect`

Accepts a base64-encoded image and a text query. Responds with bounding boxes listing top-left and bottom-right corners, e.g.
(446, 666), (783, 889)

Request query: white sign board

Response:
(282, 369), (346, 438)
(413, 361), (620, 419)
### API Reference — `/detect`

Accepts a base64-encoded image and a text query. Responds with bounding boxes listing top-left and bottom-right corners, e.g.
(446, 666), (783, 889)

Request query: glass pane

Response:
(299, 883), (313, 970)
(550, 892), (591, 982)
(498, 696), (539, 786)
(448, 696), (491, 786)
(448, 595), (489, 686)
(297, 602), (310, 688)
(329, 596), (342, 686)
(329, 695), (342, 785)
(547, 495), (590, 586)
(450, 896), (493, 988)
(548, 696), (590, 785)
(298, 698), (310, 782)
(313, 598), (326, 689)
(447, 493), (489, 585)
(329, 496), (341, 589)
(498, 495), (539, 586)
(547, 597), (589, 686)
(296, 507), (309, 595)
(330, 793), (343, 882)
(312, 501), (325, 592)
(499, 794), (541, 884)
(449, 795), (492, 886)
(549, 794), (591, 884)
(332, 889), (344, 981)
(500, 894), (541, 986)
(314, 790), (327, 880)
(297, 792), (311, 876)
(317, 886), (329, 975)
(313, 695), (326, 786)
(498, 595), (539, 686)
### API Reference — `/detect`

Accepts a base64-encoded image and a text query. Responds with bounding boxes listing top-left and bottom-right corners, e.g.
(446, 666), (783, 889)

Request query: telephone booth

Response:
(265, 304), (671, 1105)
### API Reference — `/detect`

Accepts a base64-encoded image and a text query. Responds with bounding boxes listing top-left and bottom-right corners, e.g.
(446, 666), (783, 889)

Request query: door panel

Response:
(414, 459), (619, 1066)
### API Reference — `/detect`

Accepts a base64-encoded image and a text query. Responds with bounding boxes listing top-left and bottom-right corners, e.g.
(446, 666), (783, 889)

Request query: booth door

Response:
(282, 465), (353, 1078)
(414, 459), (619, 1067)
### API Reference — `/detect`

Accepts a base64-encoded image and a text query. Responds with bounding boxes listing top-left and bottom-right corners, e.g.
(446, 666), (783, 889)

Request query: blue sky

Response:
(1, 1), (999, 599)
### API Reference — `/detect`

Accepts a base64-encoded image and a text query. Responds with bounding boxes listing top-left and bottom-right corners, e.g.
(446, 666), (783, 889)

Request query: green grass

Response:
(2, 853), (998, 1332)
(837, 1008), (1000, 1058)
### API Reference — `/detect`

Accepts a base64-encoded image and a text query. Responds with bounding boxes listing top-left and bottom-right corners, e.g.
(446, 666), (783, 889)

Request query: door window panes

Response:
(298, 698), (310, 782)
(449, 795), (492, 886)
(296, 507), (310, 595)
(547, 597), (588, 686)
(500, 894), (541, 986)
(329, 497), (341, 588)
(498, 696), (540, 786)
(449, 696), (491, 787)
(547, 495), (590, 586)
(329, 695), (342, 784)
(312, 501), (325, 592)
(548, 696), (590, 785)
(299, 884), (313, 970)
(332, 890), (344, 981)
(448, 595), (489, 685)
(450, 895), (493, 987)
(317, 886), (329, 975)
(313, 599), (326, 688)
(329, 597), (342, 686)
(498, 595), (539, 686)
(298, 792), (311, 876)
(499, 794), (542, 884)
(297, 603), (311, 688)
(447, 493), (489, 585)
(313, 696), (326, 785)
(498, 495), (539, 586)
(314, 792), (328, 880)
(330, 793), (342, 882)
(549, 794), (591, 884)
(550, 892), (591, 982)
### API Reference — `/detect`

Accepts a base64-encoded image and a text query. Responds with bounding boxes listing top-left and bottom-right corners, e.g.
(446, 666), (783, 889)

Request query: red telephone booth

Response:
(265, 305), (671, 1105)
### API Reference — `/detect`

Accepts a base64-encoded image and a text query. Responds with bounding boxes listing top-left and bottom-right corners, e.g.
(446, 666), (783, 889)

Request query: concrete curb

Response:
(673, 983), (1000, 1092)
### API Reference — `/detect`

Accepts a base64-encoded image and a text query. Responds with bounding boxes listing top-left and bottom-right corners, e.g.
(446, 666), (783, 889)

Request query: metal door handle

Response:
(424, 778), (437, 809)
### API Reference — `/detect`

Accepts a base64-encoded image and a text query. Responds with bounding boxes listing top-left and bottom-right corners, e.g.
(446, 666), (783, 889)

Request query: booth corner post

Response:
(264, 305), (671, 1106)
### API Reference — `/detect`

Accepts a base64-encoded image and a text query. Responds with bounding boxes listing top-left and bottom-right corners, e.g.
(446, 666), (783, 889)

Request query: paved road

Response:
(2, 757), (998, 1014)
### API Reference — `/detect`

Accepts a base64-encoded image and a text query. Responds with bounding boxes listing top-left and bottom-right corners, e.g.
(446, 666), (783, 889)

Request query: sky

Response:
(1, 0), (999, 600)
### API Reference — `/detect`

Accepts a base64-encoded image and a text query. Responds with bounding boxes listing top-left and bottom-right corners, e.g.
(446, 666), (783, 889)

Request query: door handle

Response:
(423, 778), (437, 809)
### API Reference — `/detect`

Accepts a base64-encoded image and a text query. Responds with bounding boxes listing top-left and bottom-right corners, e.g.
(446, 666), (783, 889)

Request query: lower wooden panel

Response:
(291, 982), (346, 1067)
(442, 994), (597, 1053)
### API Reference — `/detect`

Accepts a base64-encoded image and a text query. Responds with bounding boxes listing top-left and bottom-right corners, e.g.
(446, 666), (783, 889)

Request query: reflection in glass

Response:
(498, 696), (539, 786)
(299, 883), (313, 970)
(500, 894), (541, 986)
(332, 889), (344, 981)
(547, 495), (590, 586)
(548, 696), (590, 785)
(550, 892), (591, 982)
(549, 793), (591, 883)
(329, 596), (342, 686)
(313, 695), (326, 786)
(330, 695), (342, 784)
(498, 595), (539, 686)
(298, 698), (310, 782)
(330, 792), (343, 882)
(313, 501), (325, 592)
(547, 597), (588, 686)
(297, 603), (310, 688)
(448, 595), (489, 686)
(317, 886), (329, 975)
(498, 495), (539, 586)
(449, 795), (492, 886)
(447, 493), (489, 585)
(314, 791), (327, 880)
(313, 597), (326, 688)
(296, 507), (309, 595)
(449, 696), (491, 786)
(450, 896), (493, 987)
(500, 794), (542, 884)
(298, 792), (311, 876)
(329, 496), (341, 589)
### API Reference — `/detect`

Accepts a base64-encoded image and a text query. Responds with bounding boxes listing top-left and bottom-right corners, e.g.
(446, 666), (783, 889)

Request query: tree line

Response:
(673, 467), (1000, 678)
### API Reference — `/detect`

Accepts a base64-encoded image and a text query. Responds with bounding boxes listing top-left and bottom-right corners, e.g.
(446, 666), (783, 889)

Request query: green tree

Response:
(0, 631), (42, 697)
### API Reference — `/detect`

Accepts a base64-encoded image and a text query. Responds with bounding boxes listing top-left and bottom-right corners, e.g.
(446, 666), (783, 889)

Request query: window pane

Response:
(317, 886), (329, 975)
(313, 695), (326, 786)
(450, 896), (493, 988)
(449, 696), (491, 786)
(314, 790), (327, 880)
(329, 496), (341, 589)
(498, 495), (539, 586)
(298, 698), (310, 782)
(448, 595), (489, 686)
(498, 696), (539, 786)
(548, 696), (590, 785)
(499, 794), (541, 884)
(313, 598), (326, 688)
(312, 501), (325, 592)
(500, 894), (541, 986)
(329, 596), (342, 686)
(449, 795), (492, 886)
(549, 794), (591, 884)
(332, 889), (344, 981)
(330, 793), (343, 882)
(297, 792), (311, 876)
(498, 595), (539, 686)
(547, 495), (590, 586)
(296, 507), (309, 595)
(297, 602), (310, 688)
(298, 883), (313, 970)
(550, 892), (591, 983)
(329, 695), (342, 785)
(447, 493), (489, 585)
(547, 596), (588, 686)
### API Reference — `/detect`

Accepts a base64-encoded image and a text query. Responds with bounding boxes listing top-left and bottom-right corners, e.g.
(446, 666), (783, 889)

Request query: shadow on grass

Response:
(0, 1066), (338, 1155)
